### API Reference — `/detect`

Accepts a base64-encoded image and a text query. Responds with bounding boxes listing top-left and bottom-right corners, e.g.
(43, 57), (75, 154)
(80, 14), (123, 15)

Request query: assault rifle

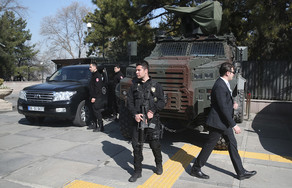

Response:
(137, 103), (156, 145)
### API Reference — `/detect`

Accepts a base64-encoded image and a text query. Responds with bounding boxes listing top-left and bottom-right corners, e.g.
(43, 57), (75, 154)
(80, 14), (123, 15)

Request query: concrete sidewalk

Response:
(1, 81), (292, 187)
(0, 109), (291, 187)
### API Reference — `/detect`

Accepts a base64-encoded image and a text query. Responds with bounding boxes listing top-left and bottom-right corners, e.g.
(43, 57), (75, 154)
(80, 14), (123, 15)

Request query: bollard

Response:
(246, 92), (251, 120)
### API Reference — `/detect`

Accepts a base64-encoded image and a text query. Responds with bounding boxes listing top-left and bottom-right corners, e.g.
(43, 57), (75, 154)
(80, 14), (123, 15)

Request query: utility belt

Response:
(137, 115), (164, 145)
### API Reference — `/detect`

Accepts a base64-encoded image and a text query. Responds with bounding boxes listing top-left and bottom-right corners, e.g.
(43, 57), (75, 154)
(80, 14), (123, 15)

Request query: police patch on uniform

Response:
(96, 78), (99, 82)
(151, 87), (156, 93)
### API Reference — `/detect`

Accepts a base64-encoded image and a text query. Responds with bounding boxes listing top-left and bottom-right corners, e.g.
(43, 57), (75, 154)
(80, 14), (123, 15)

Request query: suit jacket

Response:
(206, 77), (236, 130)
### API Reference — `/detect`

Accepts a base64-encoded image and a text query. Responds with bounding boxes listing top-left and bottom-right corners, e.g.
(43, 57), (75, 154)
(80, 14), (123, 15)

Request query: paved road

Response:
(0, 110), (292, 188)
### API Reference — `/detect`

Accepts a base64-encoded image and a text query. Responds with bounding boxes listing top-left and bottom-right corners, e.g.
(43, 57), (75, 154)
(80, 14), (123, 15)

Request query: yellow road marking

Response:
(64, 180), (113, 188)
(138, 144), (292, 188)
(213, 149), (292, 163)
(137, 144), (201, 188)
(64, 144), (292, 188)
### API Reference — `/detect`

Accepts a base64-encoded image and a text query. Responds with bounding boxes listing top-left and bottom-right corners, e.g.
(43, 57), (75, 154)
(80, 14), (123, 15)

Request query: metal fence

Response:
(241, 61), (292, 101)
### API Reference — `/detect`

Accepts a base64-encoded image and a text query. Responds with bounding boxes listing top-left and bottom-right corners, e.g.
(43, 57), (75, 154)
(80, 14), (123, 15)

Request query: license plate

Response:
(28, 106), (44, 112)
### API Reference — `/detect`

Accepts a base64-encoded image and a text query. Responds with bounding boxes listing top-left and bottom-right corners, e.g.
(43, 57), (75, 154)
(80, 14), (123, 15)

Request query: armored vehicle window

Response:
(204, 72), (214, 79)
(190, 42), (225, 57)
(194, 72), (203, 80)
(151, 42), (188, 56)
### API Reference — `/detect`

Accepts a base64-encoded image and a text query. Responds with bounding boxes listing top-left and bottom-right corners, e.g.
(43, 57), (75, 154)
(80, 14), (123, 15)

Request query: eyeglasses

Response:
(229, 71), (235, 74)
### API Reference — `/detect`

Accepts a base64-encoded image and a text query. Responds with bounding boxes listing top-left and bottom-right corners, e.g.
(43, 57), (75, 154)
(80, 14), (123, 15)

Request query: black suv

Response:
(17, 64), (115, 126)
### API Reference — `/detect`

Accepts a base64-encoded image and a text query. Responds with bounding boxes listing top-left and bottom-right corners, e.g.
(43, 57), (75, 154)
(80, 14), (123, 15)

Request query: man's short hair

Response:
(114, 64), (120, 68)
(136, 61), (149, 70)
(219, 62), (234, 76)
(90, 62), (98, 68)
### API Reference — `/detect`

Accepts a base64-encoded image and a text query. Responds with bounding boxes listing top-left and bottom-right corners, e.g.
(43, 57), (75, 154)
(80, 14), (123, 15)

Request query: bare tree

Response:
(0, 0), (27, 17)
(40, 2), (90, 59)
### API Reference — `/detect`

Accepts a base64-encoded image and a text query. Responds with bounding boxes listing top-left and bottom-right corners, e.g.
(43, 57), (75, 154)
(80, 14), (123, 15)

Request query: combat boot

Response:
(128, 172), (142, 182)
(97, 121), (104, 132)
(87, 121), (96, 130)
(93, 121), (100, 132)
(109, 114), (116, 121)
(156, 163), (163, 175)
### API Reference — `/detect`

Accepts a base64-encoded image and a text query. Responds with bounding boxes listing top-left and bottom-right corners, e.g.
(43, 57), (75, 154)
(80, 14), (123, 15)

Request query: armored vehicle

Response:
(116, 1), (246, 149)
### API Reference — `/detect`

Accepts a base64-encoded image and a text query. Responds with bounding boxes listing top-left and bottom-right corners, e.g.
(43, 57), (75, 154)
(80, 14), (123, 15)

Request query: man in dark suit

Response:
(190, 62), (256, 180)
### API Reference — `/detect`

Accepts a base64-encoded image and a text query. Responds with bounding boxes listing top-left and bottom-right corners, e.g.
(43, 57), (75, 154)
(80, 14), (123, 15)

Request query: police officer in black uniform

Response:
(127, 61), (165, 182)
(111, 64), (124, 121)
(88, 62), (104, 132)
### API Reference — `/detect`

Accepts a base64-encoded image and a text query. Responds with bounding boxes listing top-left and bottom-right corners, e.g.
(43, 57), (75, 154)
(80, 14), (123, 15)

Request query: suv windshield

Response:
(49, 66), (91, 82)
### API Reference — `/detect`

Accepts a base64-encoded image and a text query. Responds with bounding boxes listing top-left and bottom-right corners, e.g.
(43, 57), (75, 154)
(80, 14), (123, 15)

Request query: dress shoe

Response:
(190, 169), (209, 179)
(156, 163), (163, 175)
(237, 170), (257, 180)
(128, 173), (142, 182)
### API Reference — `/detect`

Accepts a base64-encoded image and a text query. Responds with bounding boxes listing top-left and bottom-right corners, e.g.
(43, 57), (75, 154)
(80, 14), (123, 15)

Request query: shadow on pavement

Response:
(161, 125), (239, 178)
(251, 103), (292, 161)
(101, 140), (134, 175)
(18, 117), (75, 127)
(104, 118), (236, 177)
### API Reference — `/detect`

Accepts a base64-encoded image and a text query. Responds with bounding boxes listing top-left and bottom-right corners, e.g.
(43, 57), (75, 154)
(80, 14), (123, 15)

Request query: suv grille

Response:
(26, 91), (54, 103)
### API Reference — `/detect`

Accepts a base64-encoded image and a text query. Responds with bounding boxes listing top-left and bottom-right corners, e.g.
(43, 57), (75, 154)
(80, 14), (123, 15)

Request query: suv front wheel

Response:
(73, 100), (89, 126)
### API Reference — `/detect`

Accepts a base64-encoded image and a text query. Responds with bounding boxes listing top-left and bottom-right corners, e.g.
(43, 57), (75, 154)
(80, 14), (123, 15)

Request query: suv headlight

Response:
(53, 91), (76, 101)
(19, 90), (27, 100)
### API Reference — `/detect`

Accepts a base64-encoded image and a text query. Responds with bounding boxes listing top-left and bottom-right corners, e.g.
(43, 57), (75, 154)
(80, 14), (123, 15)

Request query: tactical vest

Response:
(133, 79), (158, 115)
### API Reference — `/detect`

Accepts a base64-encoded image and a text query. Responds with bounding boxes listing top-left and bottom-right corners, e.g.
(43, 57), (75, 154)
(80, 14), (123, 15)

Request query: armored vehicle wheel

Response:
(119, 101), (134, 139)
(73, 100), (89, 127)
(214, 137), (228, 150)
(25, 116), (45, 124)
(234, 89), (245, 123)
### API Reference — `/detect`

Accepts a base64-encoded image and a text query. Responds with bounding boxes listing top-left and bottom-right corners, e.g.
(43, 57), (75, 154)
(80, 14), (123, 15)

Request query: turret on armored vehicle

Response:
(116, 1), (246, 149)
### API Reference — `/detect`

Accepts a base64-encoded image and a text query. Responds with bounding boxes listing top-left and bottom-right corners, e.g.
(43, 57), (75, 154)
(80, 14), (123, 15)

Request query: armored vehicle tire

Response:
(73, 100), (89, 127)
(214, 137), (228, 150)
(25, 116), (45, 124)
(119, 101), (134, 139)
(234, 89), (245, 123)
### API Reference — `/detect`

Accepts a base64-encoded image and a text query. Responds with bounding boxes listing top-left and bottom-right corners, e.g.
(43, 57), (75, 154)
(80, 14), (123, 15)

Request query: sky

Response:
(20, 0), (163, 45)
(18, 0), (162, 59)
(20, 0), (94, 45)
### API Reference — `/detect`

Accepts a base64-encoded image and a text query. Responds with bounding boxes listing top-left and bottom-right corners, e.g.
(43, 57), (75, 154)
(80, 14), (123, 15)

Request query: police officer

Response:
(88, 62), (104, 132)
(110, 64), (124, 121)
(127, 61), (165, 182)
